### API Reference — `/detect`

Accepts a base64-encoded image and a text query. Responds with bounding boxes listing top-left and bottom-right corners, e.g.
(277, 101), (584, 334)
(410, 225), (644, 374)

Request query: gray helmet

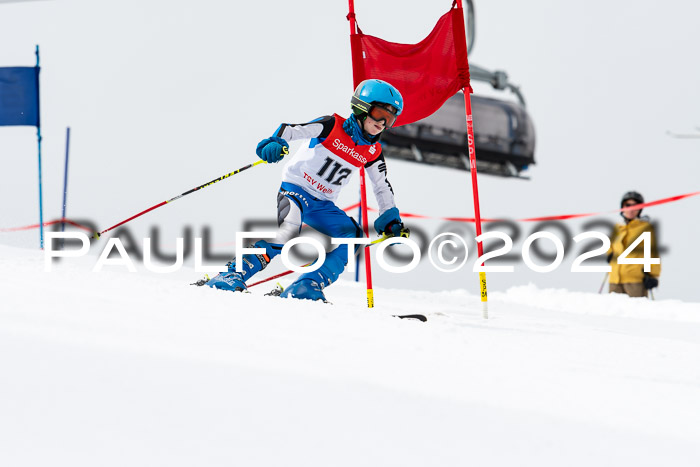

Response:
(621, 191), (644, 217)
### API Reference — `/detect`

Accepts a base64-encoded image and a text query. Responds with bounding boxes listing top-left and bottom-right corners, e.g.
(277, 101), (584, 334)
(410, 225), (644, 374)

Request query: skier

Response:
(607, 191), (661, 297)
(207, 79), (409, 301)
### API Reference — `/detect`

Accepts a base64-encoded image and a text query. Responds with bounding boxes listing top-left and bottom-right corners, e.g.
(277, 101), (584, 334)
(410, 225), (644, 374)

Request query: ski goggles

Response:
(368, 103), (398, 128)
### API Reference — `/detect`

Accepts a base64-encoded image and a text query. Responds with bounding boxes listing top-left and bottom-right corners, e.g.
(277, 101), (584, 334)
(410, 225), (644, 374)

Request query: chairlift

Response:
(381, 0), (536, 179)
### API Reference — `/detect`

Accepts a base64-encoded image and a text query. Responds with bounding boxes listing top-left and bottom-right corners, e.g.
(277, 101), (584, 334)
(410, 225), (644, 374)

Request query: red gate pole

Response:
(348, 0), (375, 308)
(359, 166), (374, 308)
(456, 1), (488, 318)
(464, 92), (488, 318)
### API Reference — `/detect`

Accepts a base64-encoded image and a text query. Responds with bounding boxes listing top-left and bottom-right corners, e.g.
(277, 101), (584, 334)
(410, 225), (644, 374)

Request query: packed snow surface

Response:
(1, 244), (699, 466)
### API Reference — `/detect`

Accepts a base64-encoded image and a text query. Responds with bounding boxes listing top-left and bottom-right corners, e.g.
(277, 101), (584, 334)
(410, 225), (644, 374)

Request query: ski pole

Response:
(94, 159), (271, 239)
(247, 234), (390, 289)
(598, 272), (609, 294)
(247, 263), (311, 289)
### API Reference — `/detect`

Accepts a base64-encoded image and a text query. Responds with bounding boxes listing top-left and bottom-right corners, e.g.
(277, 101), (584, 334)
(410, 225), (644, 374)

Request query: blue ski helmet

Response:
(351, 79), (404, 120)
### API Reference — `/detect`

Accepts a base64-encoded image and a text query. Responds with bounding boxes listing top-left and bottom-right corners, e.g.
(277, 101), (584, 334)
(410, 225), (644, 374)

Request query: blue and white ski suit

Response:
(267, 113), (398, 288)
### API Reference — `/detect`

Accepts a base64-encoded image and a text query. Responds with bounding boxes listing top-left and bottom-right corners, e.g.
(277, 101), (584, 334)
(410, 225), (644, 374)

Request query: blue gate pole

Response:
(35, 45), (44, 249)
(60, 127), (71, 249)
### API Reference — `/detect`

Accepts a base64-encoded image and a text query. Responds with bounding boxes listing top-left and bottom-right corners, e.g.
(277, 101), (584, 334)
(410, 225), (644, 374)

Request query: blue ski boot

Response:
(280, 247), (349, 302)
(207, 270), (248, 292)
(280, 277), (328, 302)
(207, 240), (281, 293)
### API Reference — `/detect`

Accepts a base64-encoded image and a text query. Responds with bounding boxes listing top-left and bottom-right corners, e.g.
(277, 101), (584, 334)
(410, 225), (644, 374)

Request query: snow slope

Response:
(1, 244), (699, 466)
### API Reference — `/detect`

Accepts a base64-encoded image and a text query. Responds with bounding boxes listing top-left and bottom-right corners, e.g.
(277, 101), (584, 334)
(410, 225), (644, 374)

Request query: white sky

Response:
(1, 0), (699, 300)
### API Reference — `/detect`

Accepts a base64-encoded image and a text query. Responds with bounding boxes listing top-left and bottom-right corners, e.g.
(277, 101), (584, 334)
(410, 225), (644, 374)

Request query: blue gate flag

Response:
(0, 66), (40, 127)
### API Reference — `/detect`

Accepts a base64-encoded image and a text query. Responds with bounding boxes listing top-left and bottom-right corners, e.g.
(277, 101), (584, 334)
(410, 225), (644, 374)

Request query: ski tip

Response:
(190, 274), (211, 287)
(394, 314), (427, 322)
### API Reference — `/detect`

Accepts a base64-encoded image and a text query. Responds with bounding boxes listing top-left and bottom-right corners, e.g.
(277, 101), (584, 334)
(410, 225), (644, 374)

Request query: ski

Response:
(199, 280), (425, 321)
(192, 233), (397, 289)
(199, 275), (426, 321)
(393, 314), (427, 322)
(267, 285), (425, 321)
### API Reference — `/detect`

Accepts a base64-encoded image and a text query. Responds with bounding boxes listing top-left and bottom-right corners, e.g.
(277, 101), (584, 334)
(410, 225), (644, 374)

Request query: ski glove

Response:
(374, 207), (408, 238)
(643, 273), (659, 290)
(256, 136), (289, 163)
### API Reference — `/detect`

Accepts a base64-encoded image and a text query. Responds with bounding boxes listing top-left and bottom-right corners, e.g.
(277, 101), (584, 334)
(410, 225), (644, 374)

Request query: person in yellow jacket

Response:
(607, 191), (661, 297)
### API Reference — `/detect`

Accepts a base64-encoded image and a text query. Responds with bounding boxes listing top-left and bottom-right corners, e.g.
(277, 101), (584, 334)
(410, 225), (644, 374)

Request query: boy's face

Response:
(362, 114), (385, 136)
